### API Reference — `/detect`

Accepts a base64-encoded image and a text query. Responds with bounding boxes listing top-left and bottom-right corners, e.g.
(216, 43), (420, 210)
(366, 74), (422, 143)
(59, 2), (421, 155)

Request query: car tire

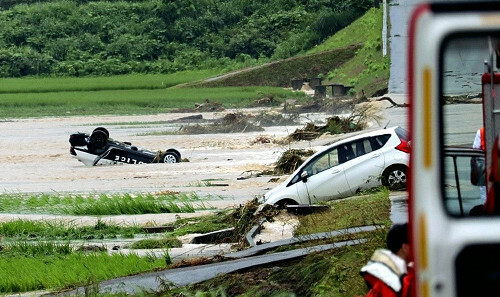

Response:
(162, 151), (180, 163)
(89, 130), (108, 150)
(275, 199), (298, 209)
(92, 127), (109, 138)
(382, 165), (407, 190)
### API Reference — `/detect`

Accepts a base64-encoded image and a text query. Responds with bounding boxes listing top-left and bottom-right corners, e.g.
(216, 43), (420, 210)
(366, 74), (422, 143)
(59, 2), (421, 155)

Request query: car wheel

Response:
(162, 152), (180, 163)
(89, 130), (108, 150)
(92, 127), (109, 138)
(275, 199), (298, 209)
(383, 165), (407, 190)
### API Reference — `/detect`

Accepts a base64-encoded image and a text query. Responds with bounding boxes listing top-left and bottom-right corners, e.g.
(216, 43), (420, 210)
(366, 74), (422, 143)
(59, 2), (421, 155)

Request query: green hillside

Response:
(0, 0), (373, 78)
(311, 8), (389, 97)
(197, 45), (361, 88)
(0, 0), (388, 118)
(195, 8), (388, 97)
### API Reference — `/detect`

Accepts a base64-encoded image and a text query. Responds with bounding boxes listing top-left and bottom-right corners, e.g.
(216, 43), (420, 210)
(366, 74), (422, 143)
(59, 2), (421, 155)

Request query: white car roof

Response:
(318, 126), (400, 151)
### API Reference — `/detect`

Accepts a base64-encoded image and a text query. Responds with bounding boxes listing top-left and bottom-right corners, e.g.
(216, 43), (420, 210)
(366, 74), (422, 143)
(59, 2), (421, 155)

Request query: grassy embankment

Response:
(310, 8), (390, 97)
(0, 188), (391, 295)
(195, 45), (361, 88)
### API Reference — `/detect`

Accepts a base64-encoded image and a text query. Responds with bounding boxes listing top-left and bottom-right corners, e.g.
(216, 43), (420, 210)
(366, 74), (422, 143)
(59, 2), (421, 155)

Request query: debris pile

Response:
(251, 135), (273, 145)
(173, 99), (225, 113)
(273, 149), (315, 174)
(180, 112), (264, 134)
(250, 111), (298, 127)
(194, 99), (224, 112)
(231, 198), (280, 248)
(286, 116), (363, 142)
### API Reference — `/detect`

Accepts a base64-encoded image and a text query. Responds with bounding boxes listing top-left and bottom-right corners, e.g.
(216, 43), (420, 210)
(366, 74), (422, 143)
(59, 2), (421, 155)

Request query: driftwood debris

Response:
(376, 96), (409, 108)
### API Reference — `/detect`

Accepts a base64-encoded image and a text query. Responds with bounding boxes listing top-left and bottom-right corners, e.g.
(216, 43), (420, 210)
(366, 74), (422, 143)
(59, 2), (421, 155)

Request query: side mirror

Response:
(301, 171), (309, 182)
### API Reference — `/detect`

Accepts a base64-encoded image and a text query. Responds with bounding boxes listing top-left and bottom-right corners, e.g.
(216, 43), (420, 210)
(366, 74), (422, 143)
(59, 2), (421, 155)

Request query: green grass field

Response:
(0, 85), (306, 118)
(0, 70), (223, 94)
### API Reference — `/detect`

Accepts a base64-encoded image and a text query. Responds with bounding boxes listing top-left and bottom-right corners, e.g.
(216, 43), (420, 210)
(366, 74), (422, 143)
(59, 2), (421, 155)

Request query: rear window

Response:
(371, 134), (391, 150)
(395, 127), (410, 141)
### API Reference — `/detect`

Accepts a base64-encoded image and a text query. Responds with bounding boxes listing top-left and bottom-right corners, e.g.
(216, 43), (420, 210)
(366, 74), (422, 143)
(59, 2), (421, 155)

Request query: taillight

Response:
(396, 139), (411, 153)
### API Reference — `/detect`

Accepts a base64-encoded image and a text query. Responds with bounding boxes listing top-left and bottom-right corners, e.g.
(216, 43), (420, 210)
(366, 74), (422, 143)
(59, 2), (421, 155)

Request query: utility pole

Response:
(382, 0), (387, 57)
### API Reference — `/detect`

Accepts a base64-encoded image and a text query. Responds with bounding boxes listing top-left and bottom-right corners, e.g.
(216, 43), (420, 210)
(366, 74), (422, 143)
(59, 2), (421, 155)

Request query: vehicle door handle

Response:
(371, 153), (381, 158)
(331, 169), (342, 174)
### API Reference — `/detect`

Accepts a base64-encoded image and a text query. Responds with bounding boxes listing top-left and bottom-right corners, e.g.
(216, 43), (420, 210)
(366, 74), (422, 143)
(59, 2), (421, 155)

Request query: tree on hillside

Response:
(0, 0), (374, 77)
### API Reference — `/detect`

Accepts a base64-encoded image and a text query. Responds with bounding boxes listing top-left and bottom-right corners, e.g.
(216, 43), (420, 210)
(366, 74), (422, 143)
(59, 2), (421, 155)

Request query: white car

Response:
(262, 126), (410, 206)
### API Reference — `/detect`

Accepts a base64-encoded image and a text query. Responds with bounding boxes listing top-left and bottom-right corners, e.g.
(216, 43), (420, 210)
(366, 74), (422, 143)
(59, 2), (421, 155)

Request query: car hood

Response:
(262, 181), (289, 204)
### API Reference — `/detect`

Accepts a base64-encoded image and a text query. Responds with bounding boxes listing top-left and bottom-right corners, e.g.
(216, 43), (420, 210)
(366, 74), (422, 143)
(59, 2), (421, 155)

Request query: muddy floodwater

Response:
(0, 104), (410, 226)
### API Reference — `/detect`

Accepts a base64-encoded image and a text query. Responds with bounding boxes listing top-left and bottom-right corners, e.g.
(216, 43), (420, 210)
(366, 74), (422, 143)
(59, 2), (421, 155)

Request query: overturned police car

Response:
(69, 127), (181, 166)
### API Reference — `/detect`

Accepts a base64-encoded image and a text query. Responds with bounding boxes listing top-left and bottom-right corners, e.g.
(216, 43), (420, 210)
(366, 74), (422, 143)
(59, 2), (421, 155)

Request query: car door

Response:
(342, 137), (385, 193)
(295, 146), (351, 203)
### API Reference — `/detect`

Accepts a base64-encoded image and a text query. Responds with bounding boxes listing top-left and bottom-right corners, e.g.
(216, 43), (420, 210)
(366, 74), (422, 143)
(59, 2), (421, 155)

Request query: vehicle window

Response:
(371, 134), (391, 150)
(440, 34), (489, 217)
(339, 143), (355, 163)
(363, 139), (373, 154)
(354, 141), (366, 156)
(443, 154), (484, 216)
(352, 139), (373, 157)
(303, 148), (339, 177)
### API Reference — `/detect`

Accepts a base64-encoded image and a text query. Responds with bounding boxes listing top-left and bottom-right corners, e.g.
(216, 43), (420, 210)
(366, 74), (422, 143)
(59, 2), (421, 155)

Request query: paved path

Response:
(45, 239), (365, 296)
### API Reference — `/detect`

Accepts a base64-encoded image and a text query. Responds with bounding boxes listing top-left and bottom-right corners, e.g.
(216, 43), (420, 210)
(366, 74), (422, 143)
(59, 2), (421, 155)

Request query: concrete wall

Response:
(388, 0), (419, 94)
(387, 0), (490, 95)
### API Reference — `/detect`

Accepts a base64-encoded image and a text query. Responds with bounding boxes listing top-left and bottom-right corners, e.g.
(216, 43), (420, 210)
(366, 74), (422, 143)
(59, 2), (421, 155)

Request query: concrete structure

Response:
(388, 0), (420, 94)
(388, 0), (489, 96)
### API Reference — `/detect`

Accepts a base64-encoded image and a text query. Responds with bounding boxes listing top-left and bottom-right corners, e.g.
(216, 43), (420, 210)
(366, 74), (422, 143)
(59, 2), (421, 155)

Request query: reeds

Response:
(0, 219), (142, 241)
(0, 252), (165, 293)
(0, 192), (211, 215)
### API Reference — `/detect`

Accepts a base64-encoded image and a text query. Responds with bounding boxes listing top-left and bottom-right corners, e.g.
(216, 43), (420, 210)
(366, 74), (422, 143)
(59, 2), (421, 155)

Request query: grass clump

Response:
(0, 252), (165, 294)
(0, 219), (142, 241)
(166, 199), (277, 246)
(294, 187), (391, 235)
(0, 242), (73, 257)
(0, 192), (211, 215)
(165, 210), (235, 238)
(273, 149), (316, 174)
(67, 195), (198, 216)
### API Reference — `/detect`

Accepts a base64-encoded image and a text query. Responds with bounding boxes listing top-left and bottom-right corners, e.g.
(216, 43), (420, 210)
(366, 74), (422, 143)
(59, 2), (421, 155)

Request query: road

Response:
(380, 101), (482, 146)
